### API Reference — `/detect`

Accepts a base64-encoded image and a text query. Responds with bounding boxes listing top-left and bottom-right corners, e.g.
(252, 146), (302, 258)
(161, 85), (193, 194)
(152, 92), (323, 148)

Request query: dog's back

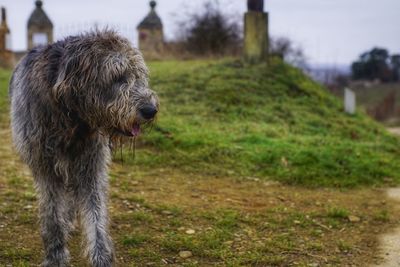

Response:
(9, 44), (63, 169)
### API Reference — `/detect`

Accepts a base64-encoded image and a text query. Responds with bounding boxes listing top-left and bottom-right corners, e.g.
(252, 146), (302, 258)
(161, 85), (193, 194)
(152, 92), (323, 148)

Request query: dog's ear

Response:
(52, 55), (81, 102)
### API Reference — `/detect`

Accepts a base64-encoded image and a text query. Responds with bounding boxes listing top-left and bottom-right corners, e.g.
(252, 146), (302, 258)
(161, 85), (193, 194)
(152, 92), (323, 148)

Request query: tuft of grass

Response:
(122, 234), (151, 247)
(374, 209), (390, 222)
(337, 240), (352, 252)
(131, 211), (154, 223)
(327, 207), (350, 219)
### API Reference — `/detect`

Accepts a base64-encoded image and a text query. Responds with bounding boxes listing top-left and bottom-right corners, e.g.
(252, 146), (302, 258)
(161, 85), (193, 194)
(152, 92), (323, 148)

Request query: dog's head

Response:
(53, 30), (159, 137)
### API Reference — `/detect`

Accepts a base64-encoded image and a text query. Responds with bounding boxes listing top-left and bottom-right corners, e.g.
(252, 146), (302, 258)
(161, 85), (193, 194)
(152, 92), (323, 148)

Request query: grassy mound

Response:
(130, 59), (400, 187)
(1, 59), (400, 187)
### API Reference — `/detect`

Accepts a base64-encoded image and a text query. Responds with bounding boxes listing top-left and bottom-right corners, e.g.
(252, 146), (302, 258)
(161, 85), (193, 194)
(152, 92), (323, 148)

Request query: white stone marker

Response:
(344, 88), (356, 115)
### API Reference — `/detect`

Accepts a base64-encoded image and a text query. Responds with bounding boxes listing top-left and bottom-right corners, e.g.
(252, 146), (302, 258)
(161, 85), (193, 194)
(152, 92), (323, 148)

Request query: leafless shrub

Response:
(172, 1), (242, 57)
(367, 90), (396, 121)
(270, 36), (309, 70)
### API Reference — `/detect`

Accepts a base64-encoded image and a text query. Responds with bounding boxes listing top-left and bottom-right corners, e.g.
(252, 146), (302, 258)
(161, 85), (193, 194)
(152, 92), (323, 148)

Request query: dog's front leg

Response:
(36, 178), (70, 267)
(78, 172), (114, 267)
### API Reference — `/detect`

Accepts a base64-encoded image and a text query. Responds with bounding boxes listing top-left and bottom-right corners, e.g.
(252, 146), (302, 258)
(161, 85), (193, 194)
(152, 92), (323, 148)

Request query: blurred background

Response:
(1, 0), (399, 65)
(1, 0), (400, 124)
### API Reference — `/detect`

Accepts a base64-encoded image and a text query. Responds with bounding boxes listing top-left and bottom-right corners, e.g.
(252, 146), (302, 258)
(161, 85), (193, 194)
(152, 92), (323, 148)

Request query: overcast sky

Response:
(1, 0), (399, 66)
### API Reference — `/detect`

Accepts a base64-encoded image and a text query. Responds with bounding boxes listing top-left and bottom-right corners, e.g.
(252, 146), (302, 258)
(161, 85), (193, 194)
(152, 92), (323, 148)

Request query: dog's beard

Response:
(109, 120), (155, 163)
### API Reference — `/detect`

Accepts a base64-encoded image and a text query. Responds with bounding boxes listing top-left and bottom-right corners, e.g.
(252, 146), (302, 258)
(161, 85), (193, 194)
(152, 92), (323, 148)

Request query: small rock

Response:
(179, 251), (193, 259)
(24, 205), (33, 210)
(281, 157), (288, 167)
(162, 210), (173, 215)
(162, 258), (175, 264)
(383, 177), (393, 183)
(178, 227), (186, 232)
(185, 229), (195, 235)
(263, 181), (280, 186)
(348, 215), (361, 222)
(294, 220), (301, 225)
(277, 196), (286, 202)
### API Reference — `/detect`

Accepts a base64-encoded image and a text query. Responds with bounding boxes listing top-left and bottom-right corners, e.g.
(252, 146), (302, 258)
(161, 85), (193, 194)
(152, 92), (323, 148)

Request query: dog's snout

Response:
(140, 105), (158, 120)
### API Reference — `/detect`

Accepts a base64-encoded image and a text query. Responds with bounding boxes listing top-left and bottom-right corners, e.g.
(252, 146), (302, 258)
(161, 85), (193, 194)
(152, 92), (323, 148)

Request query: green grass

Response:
(128, 59), (400, 187)
(327, 207), (350, 219)
(2, 59), (400, 187)
(0, 68), (11, 125)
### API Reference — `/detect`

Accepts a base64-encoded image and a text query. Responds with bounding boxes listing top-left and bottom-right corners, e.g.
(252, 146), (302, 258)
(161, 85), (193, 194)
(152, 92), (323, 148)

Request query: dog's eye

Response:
(116, 76), (128, 85)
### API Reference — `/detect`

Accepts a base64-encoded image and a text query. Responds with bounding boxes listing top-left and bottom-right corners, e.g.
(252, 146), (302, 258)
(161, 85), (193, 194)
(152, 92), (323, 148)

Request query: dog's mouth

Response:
(114, 122), (141, 137)
(131, 122), (141, 137)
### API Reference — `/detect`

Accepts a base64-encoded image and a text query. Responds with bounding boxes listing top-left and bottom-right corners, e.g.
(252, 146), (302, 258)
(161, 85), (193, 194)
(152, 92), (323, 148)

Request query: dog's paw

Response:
(41, 249), (70, 267)
(89, 240), (115, 267)
(90, 251), (114, 267)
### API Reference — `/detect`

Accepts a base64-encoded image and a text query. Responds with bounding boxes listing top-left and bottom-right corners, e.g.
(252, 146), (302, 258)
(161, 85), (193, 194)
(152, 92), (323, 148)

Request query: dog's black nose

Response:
(140, 105), (158, 120)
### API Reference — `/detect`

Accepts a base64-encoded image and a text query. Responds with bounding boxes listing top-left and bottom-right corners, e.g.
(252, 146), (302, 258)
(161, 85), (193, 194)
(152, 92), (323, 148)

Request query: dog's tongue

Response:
(131, 123), (141, 137)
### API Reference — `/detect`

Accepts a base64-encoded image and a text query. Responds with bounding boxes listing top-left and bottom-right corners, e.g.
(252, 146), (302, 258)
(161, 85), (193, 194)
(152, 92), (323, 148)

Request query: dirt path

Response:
(374, 129), (400, 267)
(387, 127), (400, 136)
(373, 188), (400, 267)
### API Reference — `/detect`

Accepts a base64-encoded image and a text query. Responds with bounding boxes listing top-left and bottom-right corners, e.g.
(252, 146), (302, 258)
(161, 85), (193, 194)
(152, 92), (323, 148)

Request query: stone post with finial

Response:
(27, 0), (53, 50)
(244, 0), (269, 63)
(0, 6), (14, 68)
(137, 0), (164, 59)
(0, 7), (10, 52)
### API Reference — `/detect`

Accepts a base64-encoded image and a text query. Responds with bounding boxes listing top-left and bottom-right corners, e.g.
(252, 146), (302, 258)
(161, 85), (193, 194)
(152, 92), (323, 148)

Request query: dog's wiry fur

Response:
(9, 31), (158, 267)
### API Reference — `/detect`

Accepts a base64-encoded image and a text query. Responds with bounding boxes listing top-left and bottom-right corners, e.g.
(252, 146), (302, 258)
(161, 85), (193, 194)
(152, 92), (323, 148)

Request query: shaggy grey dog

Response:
(9, 31), (158, 267)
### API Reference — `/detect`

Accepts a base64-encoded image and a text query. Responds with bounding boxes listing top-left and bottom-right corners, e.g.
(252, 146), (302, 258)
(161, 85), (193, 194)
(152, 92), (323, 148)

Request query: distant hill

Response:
(347, 82), (400, 125)
(308, 63), (351, 83)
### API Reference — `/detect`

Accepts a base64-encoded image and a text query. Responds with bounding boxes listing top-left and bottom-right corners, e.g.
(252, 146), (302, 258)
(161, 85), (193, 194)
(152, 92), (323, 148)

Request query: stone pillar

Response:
(0, 7), (10, 51)
(344, 88), (356, 115)
(137, 1), (164, 59)
(27, 0), (54, 50)
(244, 0), (269, 63)
(0, 6), (14, 68)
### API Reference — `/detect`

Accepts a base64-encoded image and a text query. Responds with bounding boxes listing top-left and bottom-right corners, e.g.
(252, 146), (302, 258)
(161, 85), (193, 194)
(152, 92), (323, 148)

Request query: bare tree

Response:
(270, 36), (309, 70)
(173, 1), (242, 56)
